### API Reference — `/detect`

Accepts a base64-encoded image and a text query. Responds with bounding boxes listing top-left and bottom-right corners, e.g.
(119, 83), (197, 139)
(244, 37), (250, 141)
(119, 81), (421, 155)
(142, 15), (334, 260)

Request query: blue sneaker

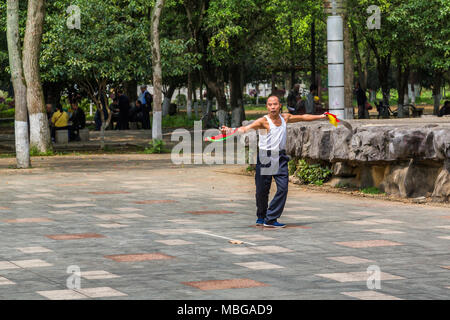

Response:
(256, 218), (264, 226)
(263, 221), (286, 228)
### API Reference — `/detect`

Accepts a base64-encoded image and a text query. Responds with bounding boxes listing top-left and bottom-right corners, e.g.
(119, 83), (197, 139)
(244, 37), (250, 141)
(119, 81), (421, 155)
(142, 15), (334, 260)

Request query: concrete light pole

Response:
(326, 0), (346, 119)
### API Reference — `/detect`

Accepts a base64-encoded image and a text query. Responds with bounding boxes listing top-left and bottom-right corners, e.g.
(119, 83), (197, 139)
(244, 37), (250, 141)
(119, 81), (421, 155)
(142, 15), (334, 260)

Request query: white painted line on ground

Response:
(193, 231), (257, 246)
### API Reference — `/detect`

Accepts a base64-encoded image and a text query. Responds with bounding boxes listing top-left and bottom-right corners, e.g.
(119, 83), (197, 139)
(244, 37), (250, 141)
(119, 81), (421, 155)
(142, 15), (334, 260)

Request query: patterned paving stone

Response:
(155, 239), (194, 246)
(116, 207), (143, 212)
(283, 214), (317, 219)
(235, 235), (274, 241)
(316, 271), (405, 282)
(341, 291), (402, 300)
(299, 207), (322, 211)
(48, 210), (76, 215)
(335, 240), (404, 248)
(3, 218), (53, 224)
(11, 200), (33, 204)
(10, 259), (53, 268)
(182, 279), (268, 291)
(369, 219), (404, 224)
(167, 219), (195, 224)
(185, 210), (235, 215)
(223, 246), (293, 255)
(234, 261), (285, 270)
(364, 229), (405, 234)
(134, 200), (178, 204)
(97, 223), (129, 228)
(348, 211), (381, 216)
(327, 256), (375, 264)
(17, 247), (53, 254)
(90, 191), (130, 195)
(0, 276), (16, 286)
(46, 233), (105, 240)
(81, 271), (120, 280)
(36, 290), (86, 300)
(345, 220), (380, 226)
(77, 287), (127, 298)
(148, 228), (208, 235)
(0, 261), (20, 270)
(49, 203), (96, 208)
(105, 253), (174, 262)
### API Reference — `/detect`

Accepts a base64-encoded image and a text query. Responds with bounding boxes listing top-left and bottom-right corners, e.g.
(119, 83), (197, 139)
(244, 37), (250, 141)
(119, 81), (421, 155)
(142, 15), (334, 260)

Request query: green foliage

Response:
(175, 94), (187, 106)
(161, 114), (199, 128)
(143, 139), (167, 154)
(360, 187), (385, 195)
(30, 147), (55, 157)
(288, 158), (297, 176)
(294, 159), (332, 186)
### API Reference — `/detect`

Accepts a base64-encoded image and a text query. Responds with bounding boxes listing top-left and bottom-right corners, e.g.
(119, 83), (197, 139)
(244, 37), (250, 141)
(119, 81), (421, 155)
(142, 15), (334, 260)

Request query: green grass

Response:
(360, 186), (385, 195)
(159, 114), (200, 129)
(141, 139), (170, 154)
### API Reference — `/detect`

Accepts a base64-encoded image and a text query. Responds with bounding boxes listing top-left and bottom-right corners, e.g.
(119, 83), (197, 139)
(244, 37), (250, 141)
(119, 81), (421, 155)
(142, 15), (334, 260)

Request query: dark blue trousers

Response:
(255, 150), (289, 224)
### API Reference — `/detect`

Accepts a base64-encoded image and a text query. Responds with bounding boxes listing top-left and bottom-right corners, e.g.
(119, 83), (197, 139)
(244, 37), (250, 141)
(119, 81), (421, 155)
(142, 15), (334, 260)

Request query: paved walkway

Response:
(0, 153), (449, 300)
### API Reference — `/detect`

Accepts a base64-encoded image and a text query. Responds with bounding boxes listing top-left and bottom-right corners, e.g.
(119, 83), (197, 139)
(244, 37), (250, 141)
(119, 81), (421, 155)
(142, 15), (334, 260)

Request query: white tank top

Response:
(258, 114), (287, 151)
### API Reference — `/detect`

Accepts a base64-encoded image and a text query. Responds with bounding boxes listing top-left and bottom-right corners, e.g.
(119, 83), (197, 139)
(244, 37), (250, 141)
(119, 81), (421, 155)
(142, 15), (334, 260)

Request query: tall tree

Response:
(23, 0), (50, 152)
(151, 0), (165, 140)
(6, 0), (30, 168)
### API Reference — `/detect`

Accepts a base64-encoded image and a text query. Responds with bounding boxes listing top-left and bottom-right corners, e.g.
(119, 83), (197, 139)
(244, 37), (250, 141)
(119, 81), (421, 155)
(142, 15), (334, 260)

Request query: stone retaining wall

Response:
(244, 117), (450, 202)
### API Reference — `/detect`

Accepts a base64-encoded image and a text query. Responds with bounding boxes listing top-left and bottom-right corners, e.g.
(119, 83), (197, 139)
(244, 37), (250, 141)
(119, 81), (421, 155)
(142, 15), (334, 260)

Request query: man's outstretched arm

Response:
(284, 113), (327, 123)
(221, 117), (265, 135)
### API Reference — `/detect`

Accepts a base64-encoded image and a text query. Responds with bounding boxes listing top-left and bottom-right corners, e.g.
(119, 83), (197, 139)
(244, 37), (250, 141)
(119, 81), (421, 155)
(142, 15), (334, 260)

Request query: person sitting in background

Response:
(69, 99), (86, 141)
(438, 101), (450, 117)
(117, 89), (130, 130)
(305, 84), (318, 114)
(295, 96), (306, 115)
(94, 104), (109, 131)
(287, 84), (300, 115)
(129, 100), (144, 128)
(46, 103), (54, 122)
(50, 103), (69, 142)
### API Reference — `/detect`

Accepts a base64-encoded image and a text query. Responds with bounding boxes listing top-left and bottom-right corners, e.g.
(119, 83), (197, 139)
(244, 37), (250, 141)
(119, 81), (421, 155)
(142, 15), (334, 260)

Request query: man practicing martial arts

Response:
(221, 95), (326, 228)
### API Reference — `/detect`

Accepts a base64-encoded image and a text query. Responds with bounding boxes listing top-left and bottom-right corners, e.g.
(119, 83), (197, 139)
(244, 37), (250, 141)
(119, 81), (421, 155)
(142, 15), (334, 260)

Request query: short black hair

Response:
(267, 95), (280, 103)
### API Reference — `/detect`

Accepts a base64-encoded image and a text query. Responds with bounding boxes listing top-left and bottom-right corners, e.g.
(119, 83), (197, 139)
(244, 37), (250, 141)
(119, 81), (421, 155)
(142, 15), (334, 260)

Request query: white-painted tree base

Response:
(15, 120), (30, 168)
(29, 113), (51, 152)
(152, 111), (163, 141)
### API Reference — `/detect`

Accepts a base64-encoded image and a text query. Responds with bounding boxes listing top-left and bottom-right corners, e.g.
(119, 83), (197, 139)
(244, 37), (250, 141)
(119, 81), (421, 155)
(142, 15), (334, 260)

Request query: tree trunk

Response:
(7, 0), (30, 168)
(151, 0), (165, 141)
(162, 85), (176, 116)
(432, 72), (442, 116)
(311, 18), (316, 87)
(377, 55), (391, 106)
(187, 72), (192, 118)
(352, 27), (364, 91)
(343, 14), (354, 119)
(22, 0), (50, 153)
(396, 63), (410, 118)
(229, 64), (243, 127)
(125, 80), (138, 105)
(239, 64), (246, 124)
(289, 16), (295, 88)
